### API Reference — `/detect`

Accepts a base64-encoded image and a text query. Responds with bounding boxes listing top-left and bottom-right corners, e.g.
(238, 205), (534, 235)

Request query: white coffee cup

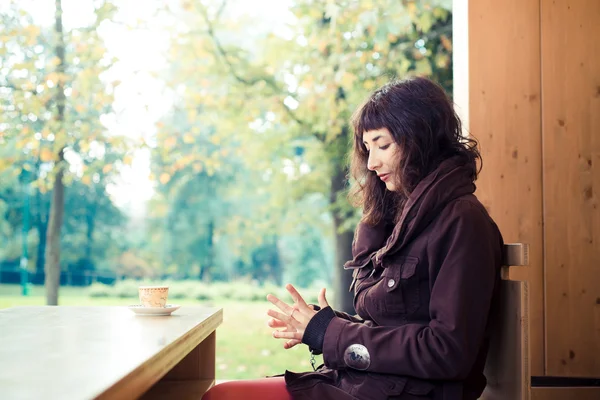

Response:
(138, 286), (169, 308)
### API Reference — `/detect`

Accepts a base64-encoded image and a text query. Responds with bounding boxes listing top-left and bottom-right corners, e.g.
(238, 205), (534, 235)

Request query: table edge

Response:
(94, 307), (223, 400)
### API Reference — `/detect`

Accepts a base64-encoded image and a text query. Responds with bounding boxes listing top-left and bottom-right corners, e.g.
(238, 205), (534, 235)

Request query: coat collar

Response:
(344, 156), (476, 270)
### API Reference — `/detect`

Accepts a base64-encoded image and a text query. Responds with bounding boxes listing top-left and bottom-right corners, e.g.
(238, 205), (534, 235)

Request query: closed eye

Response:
(379, 144), (391, 150)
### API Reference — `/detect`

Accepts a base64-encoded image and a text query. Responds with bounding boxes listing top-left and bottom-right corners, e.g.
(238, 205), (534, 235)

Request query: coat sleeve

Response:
(302, 307), (364, 355)
(333, 310), (364, 323)
(321, 200), (502, 380)
(309, 305), (364, 323)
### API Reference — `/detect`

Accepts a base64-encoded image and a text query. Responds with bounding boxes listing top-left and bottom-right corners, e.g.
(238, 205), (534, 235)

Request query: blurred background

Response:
(0, 0), (452, 379)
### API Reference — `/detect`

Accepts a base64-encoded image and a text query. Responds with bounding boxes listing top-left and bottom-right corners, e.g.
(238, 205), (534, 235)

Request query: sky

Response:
(16, 0), (293, 216)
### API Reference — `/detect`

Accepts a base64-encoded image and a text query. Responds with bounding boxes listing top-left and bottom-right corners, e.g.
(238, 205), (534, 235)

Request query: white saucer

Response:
(127, 304), (181, 316)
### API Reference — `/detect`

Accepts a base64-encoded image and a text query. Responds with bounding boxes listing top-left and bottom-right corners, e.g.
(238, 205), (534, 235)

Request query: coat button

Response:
(343, 344), (371, 370)
(387, 279), (396, 288)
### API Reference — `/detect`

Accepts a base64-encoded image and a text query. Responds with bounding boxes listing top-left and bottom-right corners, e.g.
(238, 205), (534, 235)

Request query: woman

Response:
(202, 76), (504, 400)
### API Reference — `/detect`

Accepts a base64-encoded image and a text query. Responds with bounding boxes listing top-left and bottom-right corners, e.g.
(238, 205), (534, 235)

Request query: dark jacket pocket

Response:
(340, 369), (407, 400)
(350, 265), (375, 293)
(404, 378), (436, 396)
(284, 368), (335, 392)
(383, 256), (420, 314)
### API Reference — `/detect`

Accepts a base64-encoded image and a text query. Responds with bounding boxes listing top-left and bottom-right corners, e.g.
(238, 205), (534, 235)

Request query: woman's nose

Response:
(367, 151), (380, 171)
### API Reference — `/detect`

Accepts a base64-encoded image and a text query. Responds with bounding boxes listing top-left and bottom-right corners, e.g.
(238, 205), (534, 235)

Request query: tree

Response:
(153, 0), (453, 312)
(44, 0), (68, 305)
(147, 100), (239, 280)
(0, 0), (127, 303)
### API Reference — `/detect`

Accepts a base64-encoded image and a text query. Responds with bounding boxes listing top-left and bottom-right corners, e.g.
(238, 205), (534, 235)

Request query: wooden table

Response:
(0, 306), (223, 400)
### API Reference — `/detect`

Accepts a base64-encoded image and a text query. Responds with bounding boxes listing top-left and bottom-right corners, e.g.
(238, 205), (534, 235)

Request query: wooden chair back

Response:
(481, 243), (530, 400)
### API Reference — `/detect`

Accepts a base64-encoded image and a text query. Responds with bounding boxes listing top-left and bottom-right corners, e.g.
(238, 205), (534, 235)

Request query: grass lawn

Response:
(0, 284), (322, 380)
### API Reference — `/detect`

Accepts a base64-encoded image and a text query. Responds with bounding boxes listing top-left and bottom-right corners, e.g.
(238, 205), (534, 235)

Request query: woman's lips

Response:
(379, 173), (390, 182)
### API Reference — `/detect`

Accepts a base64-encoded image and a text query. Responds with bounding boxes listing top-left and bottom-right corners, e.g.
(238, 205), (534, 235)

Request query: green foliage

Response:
(0, 1), (129, 285)
(88, 282), (111, 298)
(0, 1), (128, 188)
(86, 279), (324, 304)
(1, 0), (454, 294)
(142, 0), (453, 290)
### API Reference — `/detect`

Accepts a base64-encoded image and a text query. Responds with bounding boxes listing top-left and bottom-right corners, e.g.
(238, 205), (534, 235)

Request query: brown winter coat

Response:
(284, 157), (504, 400)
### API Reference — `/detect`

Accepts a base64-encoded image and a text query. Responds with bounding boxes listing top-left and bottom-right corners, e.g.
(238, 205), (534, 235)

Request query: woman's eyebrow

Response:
(363, 135), (382, 145)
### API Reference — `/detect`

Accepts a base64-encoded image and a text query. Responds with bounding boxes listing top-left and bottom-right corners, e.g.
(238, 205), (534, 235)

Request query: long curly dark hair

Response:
(348, 76), (481, 226)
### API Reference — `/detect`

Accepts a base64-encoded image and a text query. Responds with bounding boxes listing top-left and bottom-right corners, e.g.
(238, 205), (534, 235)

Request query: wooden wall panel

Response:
(532, 387), (600, 400)
(453, 0), (545, 376)
(541, 0), (600, 377)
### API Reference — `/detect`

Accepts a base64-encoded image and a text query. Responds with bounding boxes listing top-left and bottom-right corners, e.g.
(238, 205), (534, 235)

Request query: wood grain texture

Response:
(541, 0), (600, 378)
(0, 306), (222, 400)
(140, 379), (215, 400)
(481, 280), (531, 400)
(453, 0), (544, 375)
(162, 331), (216, 381)
(531, 387), (600, 400)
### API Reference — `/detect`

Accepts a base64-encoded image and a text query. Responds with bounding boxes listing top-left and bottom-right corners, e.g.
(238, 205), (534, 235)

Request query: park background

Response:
(0, 0), (453, 379)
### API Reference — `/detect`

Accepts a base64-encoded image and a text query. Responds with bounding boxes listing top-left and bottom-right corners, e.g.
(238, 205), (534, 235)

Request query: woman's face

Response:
(363, 127), (399, 191)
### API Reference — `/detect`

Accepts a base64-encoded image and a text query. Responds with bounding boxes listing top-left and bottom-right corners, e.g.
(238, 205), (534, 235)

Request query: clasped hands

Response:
(266, 283), (329, 349)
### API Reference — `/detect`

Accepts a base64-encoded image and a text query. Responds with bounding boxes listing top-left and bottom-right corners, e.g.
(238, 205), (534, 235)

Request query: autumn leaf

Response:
(440, 35), (452, 51)
(45, 72), (60, 85)
(340, 72), (357, 88)
(415, 58), (433, 76)
(183, 133), (194, 144)
(40, 148), (54, 162)
(159, 173), (171, 184)
(174, 159), (185, 171)
(164, 136), (177, 149)
(48, 56), (61, 67)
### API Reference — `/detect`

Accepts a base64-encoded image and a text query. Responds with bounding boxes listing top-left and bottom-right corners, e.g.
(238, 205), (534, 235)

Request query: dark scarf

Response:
(344, 156), (477, 273)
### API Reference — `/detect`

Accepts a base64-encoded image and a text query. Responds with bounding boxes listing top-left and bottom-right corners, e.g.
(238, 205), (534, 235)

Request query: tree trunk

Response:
(199, 219), (214, 281)
(85, 201), (96, 264)
(330, 167), (355, 314)
(36, 219), (47, 274)
(45, 153), (65, 305)
(45, 0), (66, 306)
(35, 164), (50, 274)
(271, 235), (283, 286)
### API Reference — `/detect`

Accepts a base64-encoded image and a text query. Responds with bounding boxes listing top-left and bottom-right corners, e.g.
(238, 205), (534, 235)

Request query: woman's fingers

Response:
(272, 330), (302, 340)
(271, 324), (300, 348)
(266, 293), (295, 316)
(268, 318), (287, 328)
(318, 287), (329, 309)
(284, 339), (302, 349)
(285, 284), (310, 310)
(268, 285), (331, 349)
(267, 308), (300, 327)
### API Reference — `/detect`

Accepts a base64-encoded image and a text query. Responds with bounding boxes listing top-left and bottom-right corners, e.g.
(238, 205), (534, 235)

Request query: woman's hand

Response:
(266, 284), (329, 349)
